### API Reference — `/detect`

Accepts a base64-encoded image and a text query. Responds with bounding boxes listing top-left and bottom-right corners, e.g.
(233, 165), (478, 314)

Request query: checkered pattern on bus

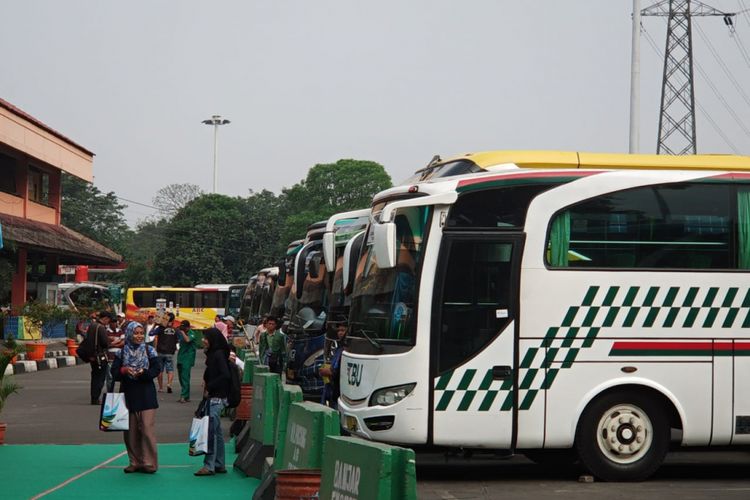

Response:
(434, 285), (750, 412)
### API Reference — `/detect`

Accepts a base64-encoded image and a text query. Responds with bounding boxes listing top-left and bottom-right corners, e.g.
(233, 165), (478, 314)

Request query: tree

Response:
(279, 159), (391, 243)
(152, 183), (204, 219)
(61, 174), (131, 255)
(153, 194), (259, 285)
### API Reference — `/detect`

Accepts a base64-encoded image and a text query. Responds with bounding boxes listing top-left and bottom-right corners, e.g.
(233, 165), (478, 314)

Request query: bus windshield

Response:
(349, 205), (431, 343)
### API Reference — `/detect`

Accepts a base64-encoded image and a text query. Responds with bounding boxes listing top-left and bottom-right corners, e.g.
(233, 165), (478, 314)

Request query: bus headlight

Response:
(369, 383), (416, 407)
(303, 349), (324, 367)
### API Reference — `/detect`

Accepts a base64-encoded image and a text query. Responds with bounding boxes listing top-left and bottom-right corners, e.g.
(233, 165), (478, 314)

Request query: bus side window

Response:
(547, 182), (735, 270)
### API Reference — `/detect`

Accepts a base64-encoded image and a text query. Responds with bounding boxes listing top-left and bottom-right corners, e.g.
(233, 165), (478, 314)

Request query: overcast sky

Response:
(2, 1), (749, 225)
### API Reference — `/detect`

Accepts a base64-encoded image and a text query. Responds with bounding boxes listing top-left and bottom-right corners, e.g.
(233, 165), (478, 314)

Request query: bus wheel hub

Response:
(597, 404), (652, 464)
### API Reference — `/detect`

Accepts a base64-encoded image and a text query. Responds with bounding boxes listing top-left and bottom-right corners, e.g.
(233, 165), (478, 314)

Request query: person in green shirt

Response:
(176, 320), (198, 403)
(258, 316), (286, 374)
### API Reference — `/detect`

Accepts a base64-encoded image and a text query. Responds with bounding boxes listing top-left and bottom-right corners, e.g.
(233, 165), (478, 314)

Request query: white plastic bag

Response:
(100, 393), (129, 431)
(189, 415), (209, 456)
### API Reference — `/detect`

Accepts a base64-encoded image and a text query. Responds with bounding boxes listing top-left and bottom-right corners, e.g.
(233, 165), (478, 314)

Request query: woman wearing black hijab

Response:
(194, 328), (231, 476)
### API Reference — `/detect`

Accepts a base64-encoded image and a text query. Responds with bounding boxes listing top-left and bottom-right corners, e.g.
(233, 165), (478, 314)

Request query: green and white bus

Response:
(339, 150), (750, 481)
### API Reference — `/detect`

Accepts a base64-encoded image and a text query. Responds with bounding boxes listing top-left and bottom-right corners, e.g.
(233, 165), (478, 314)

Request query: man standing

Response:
(223, 315), (236, 340)
(84, 311), (112, 405)
(258, 316), (285, 374)
(176, 320), (197, 403)
(153, 313), (178, 393)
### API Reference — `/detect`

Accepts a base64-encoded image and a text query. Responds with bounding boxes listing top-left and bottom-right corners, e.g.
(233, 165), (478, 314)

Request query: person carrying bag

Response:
(188, 398), (210, 456)
(111, 321), (161, 474)
(78, 311), (113, 405)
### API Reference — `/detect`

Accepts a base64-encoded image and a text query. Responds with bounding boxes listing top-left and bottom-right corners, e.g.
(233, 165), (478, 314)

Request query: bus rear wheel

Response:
(575, 390), (669, 481)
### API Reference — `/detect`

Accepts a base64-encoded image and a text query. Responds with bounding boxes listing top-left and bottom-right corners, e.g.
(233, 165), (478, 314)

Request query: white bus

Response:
(339, 151), (750, 481)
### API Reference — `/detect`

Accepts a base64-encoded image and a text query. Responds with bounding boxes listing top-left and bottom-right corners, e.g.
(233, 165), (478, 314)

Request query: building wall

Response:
(0, 105), (93, 182)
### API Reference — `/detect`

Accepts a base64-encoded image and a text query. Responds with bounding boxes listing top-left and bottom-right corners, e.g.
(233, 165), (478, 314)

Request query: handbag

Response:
(99, 380), (129, 431)
(188, 398), (210, 456)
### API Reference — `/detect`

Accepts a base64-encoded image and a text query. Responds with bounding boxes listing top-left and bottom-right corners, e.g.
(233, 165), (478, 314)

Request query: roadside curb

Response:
(8, 355), (83, 375)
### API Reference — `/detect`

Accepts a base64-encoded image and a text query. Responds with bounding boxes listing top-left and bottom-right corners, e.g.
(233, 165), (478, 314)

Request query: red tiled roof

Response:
(0, 97), (94, 157)
(0, 213), (120, 264)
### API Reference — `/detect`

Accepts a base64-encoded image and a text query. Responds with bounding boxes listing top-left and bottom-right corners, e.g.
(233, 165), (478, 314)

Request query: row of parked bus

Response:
(128, 149), (750, 482)
(253, 149), (750, 484)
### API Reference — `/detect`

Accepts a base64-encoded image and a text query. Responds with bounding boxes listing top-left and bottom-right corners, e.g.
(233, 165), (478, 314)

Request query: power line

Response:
(694, 22), (750, 108)
(642, 24), (741, 153)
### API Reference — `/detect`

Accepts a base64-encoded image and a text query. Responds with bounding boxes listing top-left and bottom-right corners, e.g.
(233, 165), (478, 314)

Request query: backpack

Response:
(226, 359), (242, 408)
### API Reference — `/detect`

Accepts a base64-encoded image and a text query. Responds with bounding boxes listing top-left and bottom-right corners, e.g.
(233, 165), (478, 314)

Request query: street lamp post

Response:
(201, 114), (231, 193)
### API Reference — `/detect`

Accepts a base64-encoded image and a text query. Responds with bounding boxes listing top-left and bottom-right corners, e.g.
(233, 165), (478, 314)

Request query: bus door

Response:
(431, 233), (523, 449)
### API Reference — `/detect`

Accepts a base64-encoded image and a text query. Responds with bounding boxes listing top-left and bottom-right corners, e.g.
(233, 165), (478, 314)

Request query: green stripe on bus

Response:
(520, 348), (539, 368)
(582, 286), (599, 306)
(541, 368), (558, 390)
(663, 287), (679, 307)
(519, 390), (537, 410)
(501, 391), (514, 411)
(562, 348), (579, 369)
(722, 288), (738, 307)
(603, 307), (620, 327)
(543, 327), (558, 348)
(582, 327), (599, 348)
(435, 371), (453, 391)
(583, 307), (599, 327)
(603, 286), (619, 306)
(643, 287), (659, 306)
(435, 391), (454, 411)
(561, 328), (578, 348)
(520, 369), (538, 389)
(703, 308), (719, 328)
(644, 307), (659, 327)
(723, 308), (739, 328)
(683, 287), (699, 307)
(561, 307), (579, 327)
(664, 307), (679, 327)
(457, 391), (476, 411)
(623, 287), (639, 306)
(684, 307), (700, 327)
(623, 307), (640, 327)
(543, 348), (558, 368)
(478, 369), (494, 391)
(702, 287), (719, 307)
(478, 390), (498, 411)
(457, 369), (476, 391)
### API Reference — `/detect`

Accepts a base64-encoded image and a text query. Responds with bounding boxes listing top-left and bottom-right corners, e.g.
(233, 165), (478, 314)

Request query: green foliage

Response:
(279, 159), (391, 244)
(61, 174), (132, 255)
(0, 336), (23, 415)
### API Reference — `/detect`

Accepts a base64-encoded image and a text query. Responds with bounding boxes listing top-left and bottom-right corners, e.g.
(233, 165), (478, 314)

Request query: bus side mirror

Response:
(307, 251), (322, 279)
(323, 232), (336, 273)
(277, 259), (286, 286)
(373, 222), (397, 269)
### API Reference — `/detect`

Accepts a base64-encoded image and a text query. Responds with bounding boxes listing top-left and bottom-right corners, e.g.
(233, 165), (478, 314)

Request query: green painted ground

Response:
(0, 441), (260, 499)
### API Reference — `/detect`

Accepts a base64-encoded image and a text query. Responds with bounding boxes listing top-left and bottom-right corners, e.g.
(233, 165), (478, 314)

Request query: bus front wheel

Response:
(575, 390), (669, 481)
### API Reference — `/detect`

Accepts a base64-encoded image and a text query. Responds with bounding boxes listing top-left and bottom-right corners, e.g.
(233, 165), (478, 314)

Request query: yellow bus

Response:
(124, 286), (243, 329)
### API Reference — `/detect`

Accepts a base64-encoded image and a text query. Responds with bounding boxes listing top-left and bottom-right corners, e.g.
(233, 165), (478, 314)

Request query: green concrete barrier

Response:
(243, 358), (265, 384)
(249, 372), (281, 445)
(319, 436), (417, 500)
(273, 384), (304, 470)
(279, 402), (340, 470)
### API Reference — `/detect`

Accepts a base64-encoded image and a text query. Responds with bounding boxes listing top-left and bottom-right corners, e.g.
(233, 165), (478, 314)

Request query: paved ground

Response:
(4, 358), (750, 499)
(3, 357), (208, 444)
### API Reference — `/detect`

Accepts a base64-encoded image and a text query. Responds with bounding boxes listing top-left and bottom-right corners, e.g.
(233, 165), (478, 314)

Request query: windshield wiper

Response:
(349, 321), (383, 351)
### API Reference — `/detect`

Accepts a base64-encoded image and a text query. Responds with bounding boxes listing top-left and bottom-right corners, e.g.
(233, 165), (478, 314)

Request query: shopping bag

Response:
(188, 415), (209, 456)
(99, 392), (129, 431)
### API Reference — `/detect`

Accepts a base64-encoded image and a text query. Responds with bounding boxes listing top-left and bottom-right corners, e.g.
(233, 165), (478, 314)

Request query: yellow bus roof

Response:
(443, 150), (750, 171)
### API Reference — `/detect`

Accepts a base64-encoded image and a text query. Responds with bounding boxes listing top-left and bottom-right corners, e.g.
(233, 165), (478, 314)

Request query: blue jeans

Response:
(204, 398), (227, 471)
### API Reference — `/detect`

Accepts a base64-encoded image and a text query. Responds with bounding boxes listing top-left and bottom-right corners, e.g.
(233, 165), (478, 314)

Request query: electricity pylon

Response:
(642, 0), (735, 155)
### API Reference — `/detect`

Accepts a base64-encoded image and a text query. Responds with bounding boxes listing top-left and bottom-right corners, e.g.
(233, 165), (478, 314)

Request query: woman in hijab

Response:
(111, 321), (161, 473)
(194, 327), (231, 476)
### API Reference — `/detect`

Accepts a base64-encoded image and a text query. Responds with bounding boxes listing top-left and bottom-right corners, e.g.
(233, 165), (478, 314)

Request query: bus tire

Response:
(575, 390), (669, 481)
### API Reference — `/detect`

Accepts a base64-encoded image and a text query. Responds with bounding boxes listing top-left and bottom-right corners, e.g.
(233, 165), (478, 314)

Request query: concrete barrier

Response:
(36, 358), (58, 370)
(319, 436), (417, 500)
(252, 384), (305, 500)
(234, 371), (280, 477)
(279, 402), (340, 470)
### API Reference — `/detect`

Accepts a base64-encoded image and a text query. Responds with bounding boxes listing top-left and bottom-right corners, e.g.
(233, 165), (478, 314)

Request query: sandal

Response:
(194, 467), (215, 476)
(215, 467), (228, 474)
